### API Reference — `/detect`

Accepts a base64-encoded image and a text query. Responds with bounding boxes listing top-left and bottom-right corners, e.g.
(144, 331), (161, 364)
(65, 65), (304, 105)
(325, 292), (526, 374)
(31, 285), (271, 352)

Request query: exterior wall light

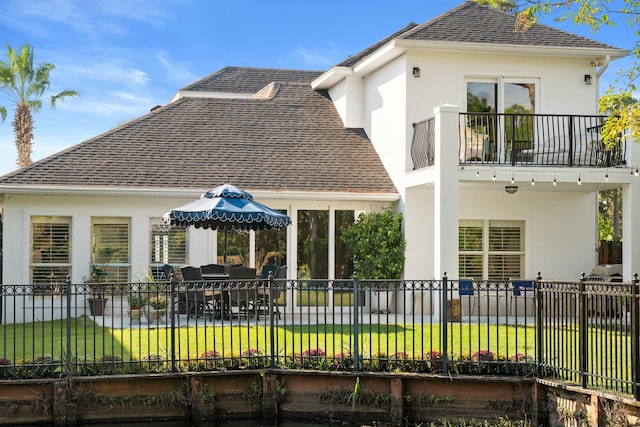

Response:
(505, 185), (518, 194)
(584, 74), (592, 85)
(412, 67), (421, 78)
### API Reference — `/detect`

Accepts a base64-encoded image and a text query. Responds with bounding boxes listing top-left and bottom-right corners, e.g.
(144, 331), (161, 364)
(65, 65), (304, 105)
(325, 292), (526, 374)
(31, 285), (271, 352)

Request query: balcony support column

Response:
(622, 179), (640, 280)
(433, 105), (460, 280)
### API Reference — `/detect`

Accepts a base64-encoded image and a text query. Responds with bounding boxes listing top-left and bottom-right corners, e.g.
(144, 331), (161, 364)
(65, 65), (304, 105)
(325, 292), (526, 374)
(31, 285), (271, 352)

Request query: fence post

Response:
(269, 272), (275, 369)
(441, 273), (448, 375)
(169, 272), (177, 373)
(535, 272), (543, 378)
(579, 272), (588, 390)
(353, 272), (360, 372)
(65, 276), (72, 381)
(632, 273), (639, 401)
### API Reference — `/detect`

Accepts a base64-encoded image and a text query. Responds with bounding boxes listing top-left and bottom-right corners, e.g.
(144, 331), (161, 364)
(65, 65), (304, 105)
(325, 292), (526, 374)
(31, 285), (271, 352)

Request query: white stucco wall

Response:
(1, 194), (217, 285)
(328, 78), (348, 127)
(460, 188), (597, 280)
(404, 186), (435, 279)
(0, 192), (396, 321)
(362, 55), (408, 194)
(2, 194), (393, 285)
(403, 186), (598, 283)
(404, 49), (599, 121)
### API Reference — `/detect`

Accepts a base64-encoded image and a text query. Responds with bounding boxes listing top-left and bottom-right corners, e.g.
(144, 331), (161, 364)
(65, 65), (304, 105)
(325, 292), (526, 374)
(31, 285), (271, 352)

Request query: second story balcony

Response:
(411, 112), (627, 170)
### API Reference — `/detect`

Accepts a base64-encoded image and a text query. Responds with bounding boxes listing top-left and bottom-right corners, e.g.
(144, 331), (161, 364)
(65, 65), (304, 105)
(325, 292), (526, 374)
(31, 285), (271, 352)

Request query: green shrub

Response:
(340, 209), (405, 279)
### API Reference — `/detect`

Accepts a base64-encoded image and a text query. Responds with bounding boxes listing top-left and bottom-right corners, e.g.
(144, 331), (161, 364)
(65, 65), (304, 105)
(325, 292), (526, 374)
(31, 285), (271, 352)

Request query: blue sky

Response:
(0, 0), (634, 176)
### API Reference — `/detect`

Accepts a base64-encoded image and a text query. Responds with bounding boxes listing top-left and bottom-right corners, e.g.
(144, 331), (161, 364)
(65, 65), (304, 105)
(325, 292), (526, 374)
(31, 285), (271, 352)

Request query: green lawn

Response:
(0, 316), (536, 363)
(0, 316), (633, 390)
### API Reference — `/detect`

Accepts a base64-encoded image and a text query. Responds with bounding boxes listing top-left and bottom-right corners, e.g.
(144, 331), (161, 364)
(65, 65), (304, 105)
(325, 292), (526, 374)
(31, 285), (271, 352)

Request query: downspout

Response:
(595, 54), (611, 112)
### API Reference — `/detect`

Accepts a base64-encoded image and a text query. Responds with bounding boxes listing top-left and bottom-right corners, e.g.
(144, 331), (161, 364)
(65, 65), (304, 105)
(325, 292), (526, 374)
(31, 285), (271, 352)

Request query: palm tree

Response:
(0, 44), (78, 168)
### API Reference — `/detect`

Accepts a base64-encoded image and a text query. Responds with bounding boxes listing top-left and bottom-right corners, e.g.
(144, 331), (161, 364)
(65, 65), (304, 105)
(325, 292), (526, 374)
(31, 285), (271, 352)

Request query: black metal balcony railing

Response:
(0, 275), (638, 401)
(411, 118), (435, 169)
(410, 113), (627, 170)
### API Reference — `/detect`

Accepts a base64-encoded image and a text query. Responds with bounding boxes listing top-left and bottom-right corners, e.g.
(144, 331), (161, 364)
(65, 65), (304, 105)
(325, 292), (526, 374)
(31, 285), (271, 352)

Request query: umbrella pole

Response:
(224, 230), (228, 264)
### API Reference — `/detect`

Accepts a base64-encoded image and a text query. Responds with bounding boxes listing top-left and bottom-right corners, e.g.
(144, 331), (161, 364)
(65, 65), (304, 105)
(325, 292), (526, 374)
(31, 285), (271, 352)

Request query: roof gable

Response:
(337, 23), (419, 68)
(333, 1), (622, 71)
(400, 1), (619, 49)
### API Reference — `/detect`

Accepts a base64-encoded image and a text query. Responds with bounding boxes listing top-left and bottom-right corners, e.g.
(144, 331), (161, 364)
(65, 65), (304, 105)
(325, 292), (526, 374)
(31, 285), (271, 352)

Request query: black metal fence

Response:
(0, 274), (638, 400)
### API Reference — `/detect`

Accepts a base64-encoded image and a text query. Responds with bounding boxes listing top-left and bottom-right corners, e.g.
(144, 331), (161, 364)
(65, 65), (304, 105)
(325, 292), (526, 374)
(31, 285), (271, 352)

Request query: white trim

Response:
(311, 66), (353, 90)
(0, 185), (400, 202)
(394, 39), (628, 59)
(314, 40), (627, 90)
(169, 90), (254, 103)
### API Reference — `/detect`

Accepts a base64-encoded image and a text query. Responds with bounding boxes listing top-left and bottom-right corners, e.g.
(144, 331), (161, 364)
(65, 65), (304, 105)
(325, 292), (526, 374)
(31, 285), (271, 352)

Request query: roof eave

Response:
(313, 38), (627, 91)
(310, 67), (353, 90)
(394, 39), (630, 59)
(352, 40), (408, 75)
(0, 185), (400, 202)
(312, 41), (409, 89)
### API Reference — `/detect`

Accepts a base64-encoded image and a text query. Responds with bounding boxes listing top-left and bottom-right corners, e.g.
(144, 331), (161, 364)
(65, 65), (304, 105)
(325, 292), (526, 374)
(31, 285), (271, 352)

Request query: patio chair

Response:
(458, 278), (479, 316)
(228, 266), (258, 318)
(509, 279), (535, 317)
(201, 263), (226, 276)
(256, 265), (286, 319)
(162, 264), (175, 281)
(180, 266), (216, 319)
(260, 263), (278, 279)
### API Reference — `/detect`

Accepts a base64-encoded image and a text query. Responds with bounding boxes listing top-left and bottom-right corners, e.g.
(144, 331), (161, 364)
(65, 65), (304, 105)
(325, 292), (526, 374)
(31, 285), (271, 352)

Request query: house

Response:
(0, 2), (638, 321)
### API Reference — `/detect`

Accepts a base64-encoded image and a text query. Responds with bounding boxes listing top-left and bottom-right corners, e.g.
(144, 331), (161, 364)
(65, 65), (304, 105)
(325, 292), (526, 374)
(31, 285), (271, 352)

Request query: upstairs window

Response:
(465, 79), (538, 163)
(459, 220), (524, 280)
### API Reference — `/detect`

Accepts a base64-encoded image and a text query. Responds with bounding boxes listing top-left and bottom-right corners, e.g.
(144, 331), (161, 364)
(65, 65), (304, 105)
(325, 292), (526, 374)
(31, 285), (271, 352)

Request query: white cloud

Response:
(66, 60), (150, 87)
(0, 0), (185, 37)
(155, 51), (199, 83)
(9, 0), (95, 33)
(60, 92), (154, 116)
(291, 44), (342, 68)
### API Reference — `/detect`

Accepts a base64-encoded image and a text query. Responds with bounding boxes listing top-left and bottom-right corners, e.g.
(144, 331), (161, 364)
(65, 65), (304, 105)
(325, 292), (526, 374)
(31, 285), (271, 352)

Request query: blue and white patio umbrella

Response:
(163, 184), (291, 262)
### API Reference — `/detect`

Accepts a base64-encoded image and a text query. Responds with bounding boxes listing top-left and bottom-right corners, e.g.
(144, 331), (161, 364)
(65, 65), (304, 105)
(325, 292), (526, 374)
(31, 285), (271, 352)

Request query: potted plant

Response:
(340, 209), (406, 313)
(85, 263), (109, 316)
(84, 246), (122, 316)
(127, 293), (147, 324)
(145, 294), (168, 324)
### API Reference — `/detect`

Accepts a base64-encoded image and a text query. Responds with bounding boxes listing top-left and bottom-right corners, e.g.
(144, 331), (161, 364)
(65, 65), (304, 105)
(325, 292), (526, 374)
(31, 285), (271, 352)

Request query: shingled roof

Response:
(338, 1), (622, 68)
(179, 67), (323, 93)
(0, 69), (397, 194)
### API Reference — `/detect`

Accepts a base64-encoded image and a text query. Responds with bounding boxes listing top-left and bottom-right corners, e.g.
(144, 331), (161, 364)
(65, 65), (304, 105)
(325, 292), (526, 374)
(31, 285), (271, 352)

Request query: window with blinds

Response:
(459, 220), (524, 280)
(488, 221), (523, 280)
(149, 220), (187, 271)
(91, 217), (130, 283)
(31, 216), (71, 294)
(459, 220), (483, 279)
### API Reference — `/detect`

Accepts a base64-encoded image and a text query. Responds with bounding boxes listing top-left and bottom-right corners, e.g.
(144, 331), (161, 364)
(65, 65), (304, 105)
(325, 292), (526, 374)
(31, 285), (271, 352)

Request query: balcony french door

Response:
(466, 78), (538, 163)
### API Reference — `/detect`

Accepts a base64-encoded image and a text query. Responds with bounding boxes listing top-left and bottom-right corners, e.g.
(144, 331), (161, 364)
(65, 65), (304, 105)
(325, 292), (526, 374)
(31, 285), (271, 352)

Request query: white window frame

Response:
(90, 217), (131, 283)
(30, 216), (71, 294)
(149, 218), (187, 267)
(464, 77), (540, 163)
(459, 219), (525, 280)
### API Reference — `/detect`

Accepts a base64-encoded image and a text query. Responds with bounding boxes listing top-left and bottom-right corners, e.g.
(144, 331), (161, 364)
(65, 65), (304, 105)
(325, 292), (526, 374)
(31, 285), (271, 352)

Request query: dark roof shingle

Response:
(180, 67), (324, 93)
(0, 77), (396, 194)
(336, 1), (622, 69)
(401, 1), (620, 48)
